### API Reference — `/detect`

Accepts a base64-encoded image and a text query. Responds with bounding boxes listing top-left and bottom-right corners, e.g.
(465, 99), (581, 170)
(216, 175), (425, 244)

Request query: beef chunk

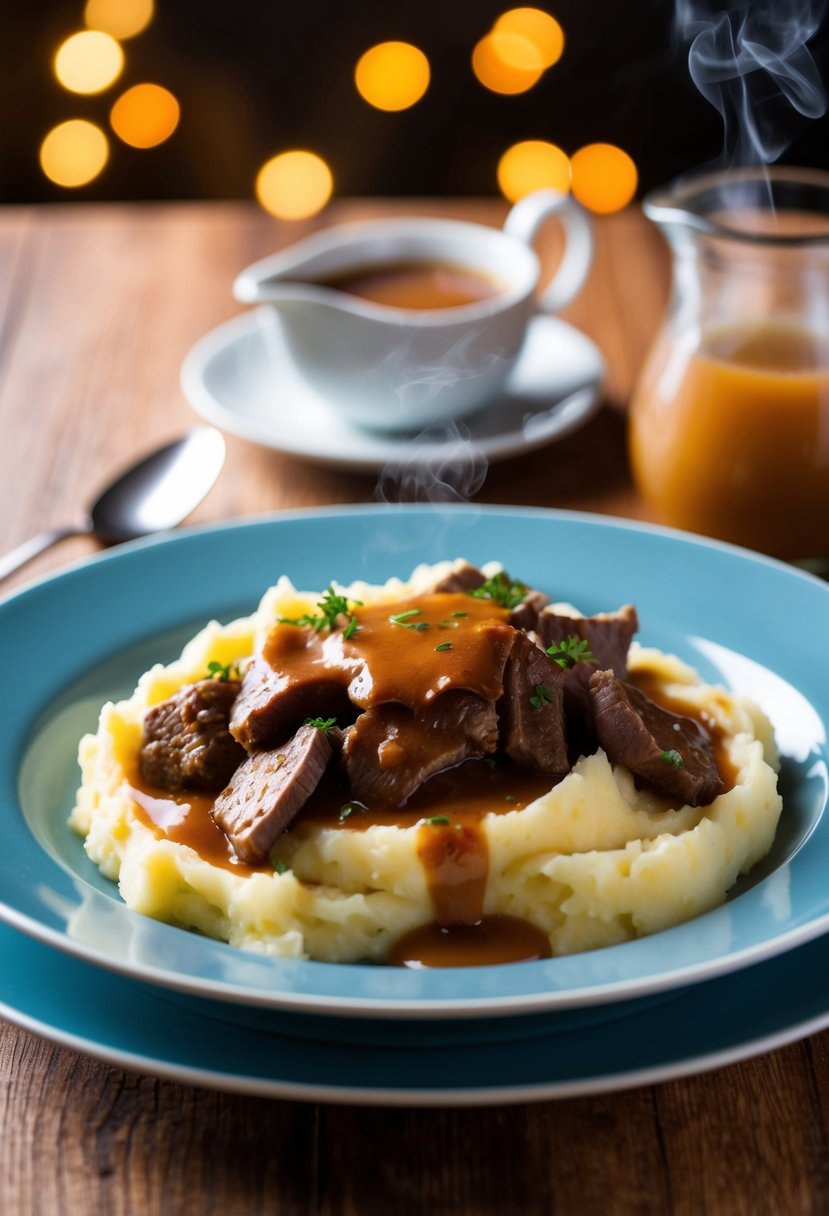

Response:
(498, 632), (568, 774)
(589, 669), (725, 806)
(428, 561), (487, 594)
(229, 656), (351, 751)
(139, 679), (245, 793)
(342, 691), (498, 805)
(537, 604), (638, 731)
(509, 588), (551, 633)
(212, 723), (339, 863)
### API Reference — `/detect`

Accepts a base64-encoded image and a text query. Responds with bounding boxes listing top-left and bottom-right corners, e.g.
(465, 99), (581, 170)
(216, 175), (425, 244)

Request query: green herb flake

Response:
(343, 616), (360, 640)
(206, 660), (239, 682)
(469, 571), (527, 610)
(279, 584), (362, 636)
(304, 716), (337, 735)
(339, 802), (366, 822)
(271, 859), (290, 875)
(451, 610), (469, 618)
(435, 642), (453, 652)
(529, 683), (553, 711)
(426, 815), (451, 826)
(505, 794), (518, 803)
(660, 749), (684, 769)
(545, 635), (597, 670)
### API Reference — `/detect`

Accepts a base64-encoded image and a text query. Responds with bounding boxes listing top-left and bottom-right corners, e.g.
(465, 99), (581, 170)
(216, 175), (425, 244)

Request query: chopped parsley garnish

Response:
(529, 683), (554, 711)
(279, 584), (361, 639)
(272, 859), (290, 874)
(660, 749), (684, 769)
(206, 660), (240, 682)
(505, 794), (518, 803)
(390, 609), (429, 632)
(426, 815), (451, 826)
(545, 635), (597, 669)
(305, 716), (338, 735)
(452, 610), (469, 618)
(435, 642), (453, 652)
(339, 802), (366, 821)
(469, 571), (527, 610)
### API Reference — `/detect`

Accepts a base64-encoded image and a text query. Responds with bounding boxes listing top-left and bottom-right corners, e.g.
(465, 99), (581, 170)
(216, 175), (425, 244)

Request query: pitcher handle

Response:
(503, 189), (594, 313)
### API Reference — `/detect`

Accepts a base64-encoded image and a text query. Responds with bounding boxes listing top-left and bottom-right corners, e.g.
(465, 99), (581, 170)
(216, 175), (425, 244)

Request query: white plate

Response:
(180, 310), (604, 472)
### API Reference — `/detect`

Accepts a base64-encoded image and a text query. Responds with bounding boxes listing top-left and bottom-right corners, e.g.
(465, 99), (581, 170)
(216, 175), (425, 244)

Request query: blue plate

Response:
(5, 918), (829, 1103)
(1, 506), (827, 1018)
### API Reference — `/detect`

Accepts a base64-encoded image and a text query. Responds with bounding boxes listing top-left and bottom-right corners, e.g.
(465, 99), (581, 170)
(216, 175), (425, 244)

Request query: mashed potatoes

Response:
(70, 561), (782, 962)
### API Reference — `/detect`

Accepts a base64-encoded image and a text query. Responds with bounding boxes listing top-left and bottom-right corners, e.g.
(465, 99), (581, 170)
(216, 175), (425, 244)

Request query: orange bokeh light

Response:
(354, 42), (430, 111)
(570, 143), (638, 214)
(111, 84), (180, 148)
(497, 140), (570, 202)
(255, 150), (334, 220)
(493, 8), (564, 69)
(472, 31), (544, 95)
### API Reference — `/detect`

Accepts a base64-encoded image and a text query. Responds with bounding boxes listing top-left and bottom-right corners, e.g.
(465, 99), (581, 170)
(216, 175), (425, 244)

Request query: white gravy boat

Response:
(233, 190), (594, 433)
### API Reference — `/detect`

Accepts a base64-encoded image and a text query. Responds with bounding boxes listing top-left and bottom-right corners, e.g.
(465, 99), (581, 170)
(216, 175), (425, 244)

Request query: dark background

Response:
(3, 0), (829, 204)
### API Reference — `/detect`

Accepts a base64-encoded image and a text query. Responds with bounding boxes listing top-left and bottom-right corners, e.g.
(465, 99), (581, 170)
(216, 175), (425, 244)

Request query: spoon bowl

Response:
(0, 428), (225, 583)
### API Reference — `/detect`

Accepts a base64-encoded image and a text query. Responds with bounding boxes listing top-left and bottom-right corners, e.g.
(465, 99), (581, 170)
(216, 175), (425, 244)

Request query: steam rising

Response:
(676, 0), (826, 163)
(373, 420), (488, 504)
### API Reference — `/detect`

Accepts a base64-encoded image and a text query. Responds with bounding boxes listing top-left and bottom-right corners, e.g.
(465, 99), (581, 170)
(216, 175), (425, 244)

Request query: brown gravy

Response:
(316, 260), (503, 311)
(388, 916), (552, 968)
(126, 597), (738, 969)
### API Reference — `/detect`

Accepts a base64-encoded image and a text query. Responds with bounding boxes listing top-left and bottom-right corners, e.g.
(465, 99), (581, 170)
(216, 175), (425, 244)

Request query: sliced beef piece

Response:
(342, 691), (498, 806)
(509, 588), (551, 633)
(498, 631), (568, 774)
(427, 561), (487, 594)
(139, 679), (245, 793)
(212, 723), (339, 863)
(229, 656), (351, 751)
(536, 604), (639, 734)
(589, 669), (725, 806)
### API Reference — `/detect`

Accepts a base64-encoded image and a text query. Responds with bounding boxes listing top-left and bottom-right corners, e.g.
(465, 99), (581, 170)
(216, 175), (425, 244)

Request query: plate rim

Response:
(2, 503), (828, 1018)
(5, 920), (829, 1105)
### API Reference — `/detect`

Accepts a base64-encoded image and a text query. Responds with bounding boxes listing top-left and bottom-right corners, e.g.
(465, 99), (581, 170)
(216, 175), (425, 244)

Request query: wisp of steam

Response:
(676, 0), (826, 165)
(373, 419), (488, 505)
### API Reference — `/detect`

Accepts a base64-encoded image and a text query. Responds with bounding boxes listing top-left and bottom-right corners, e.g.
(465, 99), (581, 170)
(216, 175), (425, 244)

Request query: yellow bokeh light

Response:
(255, 150), (334, 221)
(354, 41), (430, 112)
(497, 140), (570, 203)
(111, 84), (180, 148)
(570, 143), (638, 214)
(493, 8), (565, 69)
(472, 31), (544, 95)
(54, 30), (124, 95)
(40, 120), (109, 188)
(84, 0), (154, 40)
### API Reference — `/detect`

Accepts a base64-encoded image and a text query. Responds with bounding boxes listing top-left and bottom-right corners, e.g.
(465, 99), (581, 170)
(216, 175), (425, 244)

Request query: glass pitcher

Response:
(629, 166), (829, 561)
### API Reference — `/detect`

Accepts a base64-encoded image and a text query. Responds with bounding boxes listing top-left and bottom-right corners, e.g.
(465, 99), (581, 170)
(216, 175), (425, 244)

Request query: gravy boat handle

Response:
(503, 189), (594, 313)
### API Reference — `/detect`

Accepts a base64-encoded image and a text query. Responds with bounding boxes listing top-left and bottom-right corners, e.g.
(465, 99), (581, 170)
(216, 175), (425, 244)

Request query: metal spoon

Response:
(0, 427), (226, 583)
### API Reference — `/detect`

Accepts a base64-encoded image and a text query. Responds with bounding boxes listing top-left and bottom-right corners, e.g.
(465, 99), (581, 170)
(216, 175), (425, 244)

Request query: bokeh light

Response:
(472, 31), (544, 95)
(497, 140), (570, 202)
(40, 120), (109, 187)
(110, 84), (180, 148)
(84, 0), (154, 40)
(54, 30), (124, 95)
(255, 150), (334, 220)
(493, 8), (565, 69)
(570, 143), (638, 214)
(354, 42), (430, 111)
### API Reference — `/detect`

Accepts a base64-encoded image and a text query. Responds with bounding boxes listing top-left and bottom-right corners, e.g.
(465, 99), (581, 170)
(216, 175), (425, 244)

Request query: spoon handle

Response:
(0, 525), (89, 583)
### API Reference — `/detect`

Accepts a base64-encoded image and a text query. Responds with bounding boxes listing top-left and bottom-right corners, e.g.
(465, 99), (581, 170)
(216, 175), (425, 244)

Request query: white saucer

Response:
(180, 309), (605, 474)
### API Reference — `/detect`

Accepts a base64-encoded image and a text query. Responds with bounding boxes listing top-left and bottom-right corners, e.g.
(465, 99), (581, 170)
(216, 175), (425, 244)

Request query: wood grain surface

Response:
(0, 199), (825, 1216)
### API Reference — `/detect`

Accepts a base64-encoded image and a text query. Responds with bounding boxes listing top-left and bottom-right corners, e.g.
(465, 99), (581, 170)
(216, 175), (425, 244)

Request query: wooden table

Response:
(1, 200), (824, 1215)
